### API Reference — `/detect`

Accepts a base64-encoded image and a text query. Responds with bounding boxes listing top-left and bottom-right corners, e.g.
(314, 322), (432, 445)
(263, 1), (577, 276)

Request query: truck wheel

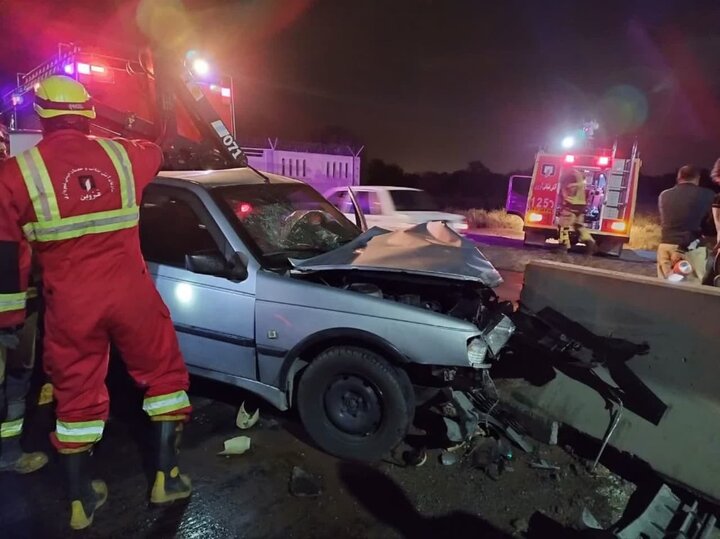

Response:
(297, 346), (413, 461)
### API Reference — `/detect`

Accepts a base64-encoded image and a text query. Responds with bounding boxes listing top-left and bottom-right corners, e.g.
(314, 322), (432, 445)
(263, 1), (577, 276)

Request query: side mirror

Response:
(185, 251), (248, 282)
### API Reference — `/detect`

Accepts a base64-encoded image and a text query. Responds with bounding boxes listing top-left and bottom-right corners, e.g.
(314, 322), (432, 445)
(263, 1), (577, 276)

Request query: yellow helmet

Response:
(33, 75), (96, 120)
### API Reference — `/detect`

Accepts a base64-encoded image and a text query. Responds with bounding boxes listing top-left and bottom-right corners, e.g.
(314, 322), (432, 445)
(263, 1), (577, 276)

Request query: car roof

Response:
(329, 185), (421, 192)
(156, 167), (303, 187)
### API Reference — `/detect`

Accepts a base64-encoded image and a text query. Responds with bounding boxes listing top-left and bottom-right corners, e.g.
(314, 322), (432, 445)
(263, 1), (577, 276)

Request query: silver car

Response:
(140, 168), (515, 460)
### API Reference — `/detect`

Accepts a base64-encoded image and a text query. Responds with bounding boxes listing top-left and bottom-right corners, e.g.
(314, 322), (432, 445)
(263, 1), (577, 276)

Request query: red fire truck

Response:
(506, 140), (641, 256)
(1, 43), (244, 170)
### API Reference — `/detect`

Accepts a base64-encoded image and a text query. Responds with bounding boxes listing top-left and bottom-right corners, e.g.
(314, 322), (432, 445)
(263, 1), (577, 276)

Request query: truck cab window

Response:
(140, 194), (221, 267)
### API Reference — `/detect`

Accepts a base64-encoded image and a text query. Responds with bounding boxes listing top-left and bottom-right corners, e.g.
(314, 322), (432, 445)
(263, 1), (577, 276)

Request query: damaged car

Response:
(138, 168), (642, 461)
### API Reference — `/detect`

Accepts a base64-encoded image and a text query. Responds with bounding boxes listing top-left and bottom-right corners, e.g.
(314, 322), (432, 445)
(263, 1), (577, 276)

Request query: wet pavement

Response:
(0, 238), (659, 538)
(1, 364), (639, 539)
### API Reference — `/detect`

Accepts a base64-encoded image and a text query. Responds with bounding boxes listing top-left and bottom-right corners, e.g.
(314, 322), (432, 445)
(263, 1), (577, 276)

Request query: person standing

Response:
(0, 123), (49, 475)
(657, 165), (714, 279)
(557, 170), (597, 253)
(0, 76), (192, 530)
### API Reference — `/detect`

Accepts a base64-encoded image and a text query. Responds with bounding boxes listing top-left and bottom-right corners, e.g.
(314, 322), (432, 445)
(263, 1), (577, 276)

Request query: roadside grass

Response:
(453, 208), (662, 251)
(627, 213), (662, 251)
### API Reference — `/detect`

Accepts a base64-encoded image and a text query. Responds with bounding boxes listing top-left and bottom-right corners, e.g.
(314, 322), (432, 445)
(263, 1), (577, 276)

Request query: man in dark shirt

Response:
(657, 165), (714, 279)
(710, 158), (720, 248)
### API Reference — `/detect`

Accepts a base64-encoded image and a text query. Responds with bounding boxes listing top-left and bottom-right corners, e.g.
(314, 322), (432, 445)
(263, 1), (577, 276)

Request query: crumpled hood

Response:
(290, 221), (503, 288)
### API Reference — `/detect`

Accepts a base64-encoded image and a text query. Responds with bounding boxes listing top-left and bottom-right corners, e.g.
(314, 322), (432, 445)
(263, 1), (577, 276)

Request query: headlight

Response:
(467, 338), (489, 368)
(467, 315), (516, 369)
(483, 315), (516, 356)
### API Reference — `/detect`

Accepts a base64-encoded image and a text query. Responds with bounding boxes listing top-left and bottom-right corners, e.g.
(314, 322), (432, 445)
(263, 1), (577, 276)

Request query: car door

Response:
(140, 185), (258, 381)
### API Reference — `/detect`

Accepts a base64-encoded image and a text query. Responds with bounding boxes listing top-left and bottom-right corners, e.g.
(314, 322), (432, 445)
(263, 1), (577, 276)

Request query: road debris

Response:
(218, 436), (251, 456)
(439, 451), (458, 466)
(530, 458), (560, 471)
(402, 448), (428, 467)
(236, 402), (260, 430)
(289, 466), (323, 497)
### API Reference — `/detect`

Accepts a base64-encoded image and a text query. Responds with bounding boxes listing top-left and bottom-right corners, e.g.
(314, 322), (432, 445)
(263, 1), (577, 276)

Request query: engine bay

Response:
(295, 269), (514, 327)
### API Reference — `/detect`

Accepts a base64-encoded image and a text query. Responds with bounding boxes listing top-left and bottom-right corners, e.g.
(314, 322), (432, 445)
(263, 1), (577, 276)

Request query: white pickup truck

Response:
(324, 185), (469, 233)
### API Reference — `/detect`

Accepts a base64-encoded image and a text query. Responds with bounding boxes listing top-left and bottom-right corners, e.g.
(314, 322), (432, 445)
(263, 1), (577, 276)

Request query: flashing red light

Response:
(77, 63), (91, 75)
(564, 155), (575, 164)
(236, 202), (253, 216)
(63, 64), (75, 75)
(90, 65), (106, 73)
(597, 156), (610, 167)
(221, 87), (231, 98)
(610, 221), (627, 232)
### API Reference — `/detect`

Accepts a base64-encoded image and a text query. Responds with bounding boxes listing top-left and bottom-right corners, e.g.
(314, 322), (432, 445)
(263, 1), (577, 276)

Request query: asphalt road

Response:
(0, 233), (656, 538)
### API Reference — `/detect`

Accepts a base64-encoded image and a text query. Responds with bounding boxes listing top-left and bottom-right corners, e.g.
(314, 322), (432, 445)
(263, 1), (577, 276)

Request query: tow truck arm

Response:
(1, 44), (248, 171)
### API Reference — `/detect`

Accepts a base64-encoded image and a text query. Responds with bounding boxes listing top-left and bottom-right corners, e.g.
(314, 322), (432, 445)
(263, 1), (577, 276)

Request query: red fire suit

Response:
(0, 129), (191, 451)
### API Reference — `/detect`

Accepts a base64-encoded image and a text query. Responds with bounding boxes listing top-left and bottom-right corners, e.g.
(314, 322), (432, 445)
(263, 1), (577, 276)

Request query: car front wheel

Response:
(297, 346), (413, 461)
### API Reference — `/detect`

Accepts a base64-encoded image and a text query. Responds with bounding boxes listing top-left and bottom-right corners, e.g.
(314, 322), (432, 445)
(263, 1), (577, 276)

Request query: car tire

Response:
(297, 346), (413, 461)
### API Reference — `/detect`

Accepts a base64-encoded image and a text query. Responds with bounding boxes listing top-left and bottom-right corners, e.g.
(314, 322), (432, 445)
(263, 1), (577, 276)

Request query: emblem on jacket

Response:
(62, 168), (116, 202)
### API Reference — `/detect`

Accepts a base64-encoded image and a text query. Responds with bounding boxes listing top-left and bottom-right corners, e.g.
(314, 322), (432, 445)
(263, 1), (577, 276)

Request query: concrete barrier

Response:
(511, 260), (720, 501)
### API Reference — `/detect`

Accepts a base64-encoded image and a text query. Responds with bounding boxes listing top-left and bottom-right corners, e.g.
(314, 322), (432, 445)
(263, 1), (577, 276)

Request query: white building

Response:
(241, 138), (362, 193)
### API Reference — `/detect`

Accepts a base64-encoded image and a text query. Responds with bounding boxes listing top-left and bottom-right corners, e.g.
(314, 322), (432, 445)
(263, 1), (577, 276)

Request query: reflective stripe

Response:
(17, 140), (139, 244)
(0, 292), (26, 313)
(95, 139), (136, 209)
(23, 207), (139, 242)
(0, 418), (23, 438)
(143, 391), (191, 416)
(56, 420), (105, 444)
(16, 148), (60, 222)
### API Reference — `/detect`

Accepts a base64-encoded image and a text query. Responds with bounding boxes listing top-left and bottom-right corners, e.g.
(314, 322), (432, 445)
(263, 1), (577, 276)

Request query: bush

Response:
(454, 209), (524, 232)
(628, 213), (661, 251)
(456, 207), (663, 251)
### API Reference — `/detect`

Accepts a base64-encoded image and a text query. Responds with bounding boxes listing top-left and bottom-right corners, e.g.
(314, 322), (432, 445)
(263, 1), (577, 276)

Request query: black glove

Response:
(0, 327), (21, 350)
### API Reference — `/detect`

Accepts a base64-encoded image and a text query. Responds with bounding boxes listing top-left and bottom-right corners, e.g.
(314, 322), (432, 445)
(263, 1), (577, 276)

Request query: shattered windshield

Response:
(390, 189), (440, 211)
(213, 183), (360, 263)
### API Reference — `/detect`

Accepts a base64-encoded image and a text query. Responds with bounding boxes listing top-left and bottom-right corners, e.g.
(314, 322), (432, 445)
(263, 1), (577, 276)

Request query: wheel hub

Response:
(324, 375), (382, 436)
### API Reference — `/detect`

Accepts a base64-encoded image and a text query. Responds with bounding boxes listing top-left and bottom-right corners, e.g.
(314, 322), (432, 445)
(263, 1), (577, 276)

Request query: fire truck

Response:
(1, 43), (245, 170)
(506, 135), (641, 256)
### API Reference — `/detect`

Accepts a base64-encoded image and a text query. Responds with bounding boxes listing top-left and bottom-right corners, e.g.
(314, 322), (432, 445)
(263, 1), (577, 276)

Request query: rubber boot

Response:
(60, 450), (108, 530)
(0, 434), (48, 474)
(150, 421), (192, 504)
(578, 227), (597, 256)
(558, 226), (571, 252)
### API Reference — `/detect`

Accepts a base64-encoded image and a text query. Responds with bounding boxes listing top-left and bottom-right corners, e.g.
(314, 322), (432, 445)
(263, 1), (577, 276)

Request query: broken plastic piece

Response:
(440, 451), (458, 466)
(218, 436), (251, 456)
(530, 459), (560, 471)
(236, 402), (260, 430)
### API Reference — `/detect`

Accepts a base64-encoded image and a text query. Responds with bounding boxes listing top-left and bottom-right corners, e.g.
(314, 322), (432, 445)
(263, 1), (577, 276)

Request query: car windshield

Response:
(213, 183), (360, 264)
(389, 189), (440, 211)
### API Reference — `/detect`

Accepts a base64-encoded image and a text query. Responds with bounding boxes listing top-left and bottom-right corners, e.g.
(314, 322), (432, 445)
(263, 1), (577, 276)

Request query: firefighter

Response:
(0, 76), (192, 530)
(557, 170), (597, 253)
(0, 123), (49, 474)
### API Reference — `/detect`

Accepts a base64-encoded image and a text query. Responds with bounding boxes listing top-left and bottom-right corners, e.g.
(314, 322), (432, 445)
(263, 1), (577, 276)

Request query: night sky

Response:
(2, 0), (720, 175)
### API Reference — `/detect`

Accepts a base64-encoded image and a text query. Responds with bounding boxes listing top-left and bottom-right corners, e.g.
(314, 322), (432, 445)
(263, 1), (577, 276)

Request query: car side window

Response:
(140, 192), (222, 268)
(327, 190), (353, 213)
(355, 191), (372, 214)
(368, 192), (383, 215)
